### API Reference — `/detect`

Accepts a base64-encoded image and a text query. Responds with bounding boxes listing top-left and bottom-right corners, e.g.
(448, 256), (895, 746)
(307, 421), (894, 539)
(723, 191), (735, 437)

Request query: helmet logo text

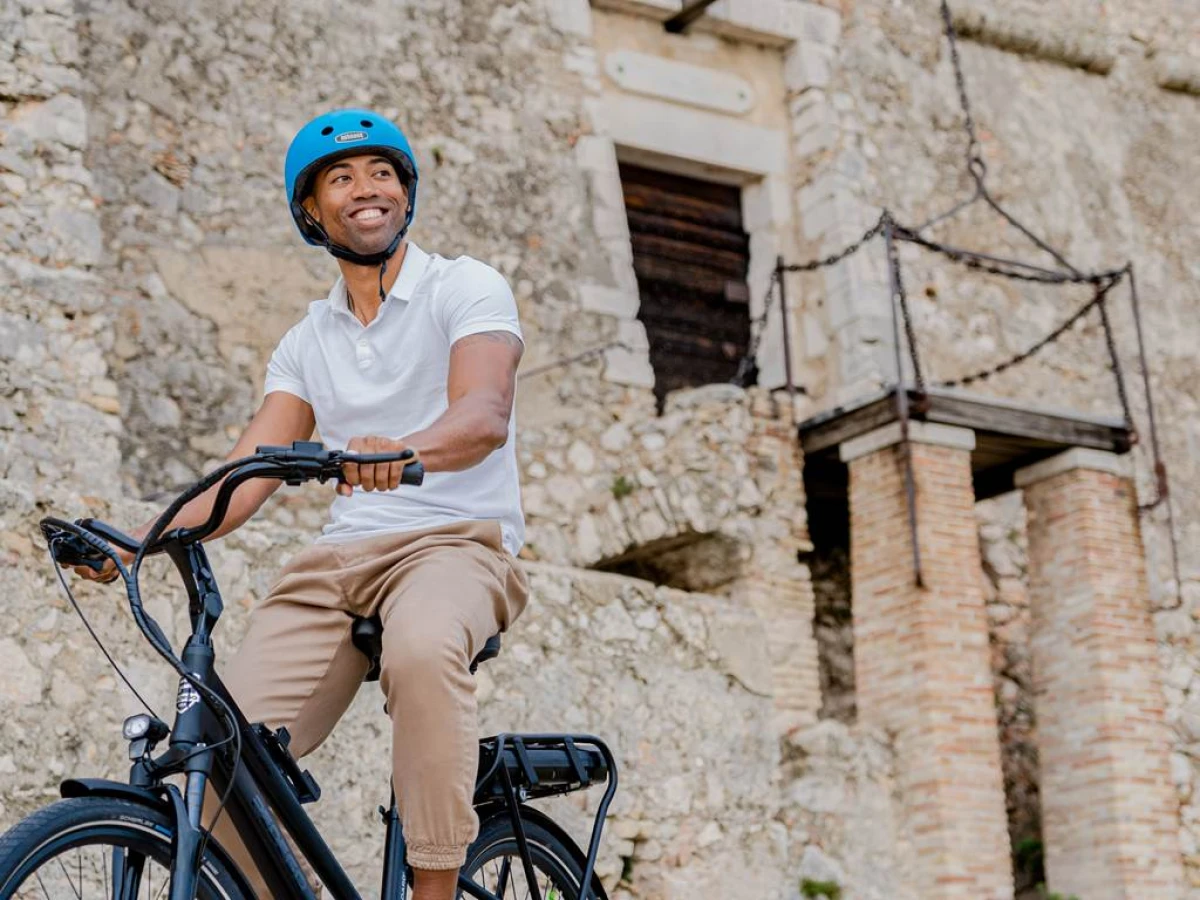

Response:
(334, 130), (368, 144)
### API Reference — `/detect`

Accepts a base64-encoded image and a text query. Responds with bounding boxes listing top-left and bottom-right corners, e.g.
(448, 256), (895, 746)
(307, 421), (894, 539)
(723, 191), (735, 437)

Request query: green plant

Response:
(800, 878), (842, 899)
(611, 474), (636, 500)
(1036, 885), (1080, 900)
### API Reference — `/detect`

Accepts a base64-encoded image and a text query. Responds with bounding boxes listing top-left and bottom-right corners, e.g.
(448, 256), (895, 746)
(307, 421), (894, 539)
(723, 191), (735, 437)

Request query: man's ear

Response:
(302, 194), (321, 224)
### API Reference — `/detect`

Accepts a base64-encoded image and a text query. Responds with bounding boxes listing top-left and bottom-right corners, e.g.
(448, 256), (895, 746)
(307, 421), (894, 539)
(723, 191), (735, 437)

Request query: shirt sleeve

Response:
(440, 259), (524, 346)
(263, 321), (310, 402)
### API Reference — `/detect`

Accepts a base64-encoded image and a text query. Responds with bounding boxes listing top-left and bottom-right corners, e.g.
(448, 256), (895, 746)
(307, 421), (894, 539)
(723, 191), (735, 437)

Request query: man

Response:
(75, 108), (528, 900)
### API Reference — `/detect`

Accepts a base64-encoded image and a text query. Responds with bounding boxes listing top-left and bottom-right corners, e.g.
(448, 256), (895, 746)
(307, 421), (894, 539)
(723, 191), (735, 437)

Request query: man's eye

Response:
(374, 170), (392, 178)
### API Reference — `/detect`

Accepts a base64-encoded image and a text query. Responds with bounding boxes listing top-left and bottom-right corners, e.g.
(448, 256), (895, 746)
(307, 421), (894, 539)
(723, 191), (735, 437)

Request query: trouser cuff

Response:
(407, 842), (469, 871)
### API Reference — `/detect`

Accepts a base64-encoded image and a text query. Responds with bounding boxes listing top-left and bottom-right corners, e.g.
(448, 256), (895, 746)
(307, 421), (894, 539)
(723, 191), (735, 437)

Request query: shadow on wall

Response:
(590, 530), (745, 594)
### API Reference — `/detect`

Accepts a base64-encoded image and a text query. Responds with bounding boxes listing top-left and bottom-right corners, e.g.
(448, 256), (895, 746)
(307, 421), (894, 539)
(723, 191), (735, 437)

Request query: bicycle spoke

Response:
(55, 855), (84, 900)
(34, 870), (53, 900)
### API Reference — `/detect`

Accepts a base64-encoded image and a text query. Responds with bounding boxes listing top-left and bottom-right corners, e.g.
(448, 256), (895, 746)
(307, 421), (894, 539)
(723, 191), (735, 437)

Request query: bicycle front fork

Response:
(380, 784), (410, 899)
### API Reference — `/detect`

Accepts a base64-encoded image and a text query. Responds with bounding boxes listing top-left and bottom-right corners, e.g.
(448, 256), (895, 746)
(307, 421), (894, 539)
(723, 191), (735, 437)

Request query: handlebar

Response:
(43, 441), (423, 569)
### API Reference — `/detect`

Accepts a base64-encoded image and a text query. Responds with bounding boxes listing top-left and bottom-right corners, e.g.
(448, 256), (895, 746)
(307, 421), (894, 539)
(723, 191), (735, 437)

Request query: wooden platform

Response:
(799, 387), (1134, 507)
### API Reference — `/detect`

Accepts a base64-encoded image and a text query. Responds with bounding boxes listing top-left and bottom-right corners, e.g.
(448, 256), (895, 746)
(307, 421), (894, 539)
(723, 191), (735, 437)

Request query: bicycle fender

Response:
(60, 778), (169, 810)
(58, 778), (258, 899)
(478, 804), (611, 900)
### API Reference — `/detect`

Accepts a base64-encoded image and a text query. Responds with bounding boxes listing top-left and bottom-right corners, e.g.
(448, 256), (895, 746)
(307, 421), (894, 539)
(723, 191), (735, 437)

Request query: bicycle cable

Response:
(46, 538), (158, 717)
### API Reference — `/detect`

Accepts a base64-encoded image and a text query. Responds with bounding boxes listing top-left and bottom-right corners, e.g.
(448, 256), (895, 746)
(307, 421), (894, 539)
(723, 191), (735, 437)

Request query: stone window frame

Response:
(551, 0), (845, 392)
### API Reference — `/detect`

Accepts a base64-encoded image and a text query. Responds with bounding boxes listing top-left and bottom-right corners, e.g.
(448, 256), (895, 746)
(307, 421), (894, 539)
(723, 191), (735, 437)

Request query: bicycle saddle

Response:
(350, 615), (502, 682)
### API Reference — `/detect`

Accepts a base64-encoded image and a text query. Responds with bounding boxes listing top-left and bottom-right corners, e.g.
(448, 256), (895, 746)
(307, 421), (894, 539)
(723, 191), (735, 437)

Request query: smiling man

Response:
(73, 109), (528, 899)
(255, 109), (529, 899)
(243, 108), (528, 899)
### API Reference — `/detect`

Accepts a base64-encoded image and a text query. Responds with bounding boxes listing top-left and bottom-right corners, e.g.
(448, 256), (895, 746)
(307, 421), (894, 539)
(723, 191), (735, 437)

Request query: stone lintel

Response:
(838, 420), (975, 463)
(1013, 447), (1130, 488)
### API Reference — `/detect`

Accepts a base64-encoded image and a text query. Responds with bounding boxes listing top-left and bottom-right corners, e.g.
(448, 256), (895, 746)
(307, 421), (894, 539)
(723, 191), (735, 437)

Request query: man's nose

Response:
(350, 173), (379, 198)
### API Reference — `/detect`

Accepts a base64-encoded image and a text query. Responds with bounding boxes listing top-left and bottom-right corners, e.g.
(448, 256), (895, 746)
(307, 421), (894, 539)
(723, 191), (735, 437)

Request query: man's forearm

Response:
(133, 479), (272, 546)
(403, 394), (509, 472)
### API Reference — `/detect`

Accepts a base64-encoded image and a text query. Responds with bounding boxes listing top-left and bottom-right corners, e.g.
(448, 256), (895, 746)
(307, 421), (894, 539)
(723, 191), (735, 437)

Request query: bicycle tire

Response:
(0, 797), (250, 899)
(460, 814), (603, 900)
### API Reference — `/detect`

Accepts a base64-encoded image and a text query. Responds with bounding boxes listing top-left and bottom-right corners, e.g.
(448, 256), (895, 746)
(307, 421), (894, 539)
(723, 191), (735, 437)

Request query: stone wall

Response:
(4, 0), (1200, 895)
(0, 0), (839, 896)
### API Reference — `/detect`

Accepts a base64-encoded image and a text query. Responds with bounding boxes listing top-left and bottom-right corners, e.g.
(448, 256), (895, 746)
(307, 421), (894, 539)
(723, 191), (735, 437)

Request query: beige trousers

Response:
(208, 520), (528, 893)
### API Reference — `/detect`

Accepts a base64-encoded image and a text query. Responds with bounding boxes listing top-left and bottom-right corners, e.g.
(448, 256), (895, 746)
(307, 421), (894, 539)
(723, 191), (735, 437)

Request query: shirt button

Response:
(355, 339), (374, 369)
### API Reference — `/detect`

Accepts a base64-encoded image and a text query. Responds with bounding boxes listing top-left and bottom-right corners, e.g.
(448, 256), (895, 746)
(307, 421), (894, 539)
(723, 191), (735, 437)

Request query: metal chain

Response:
(936, 1), (1082, 274)
(518, 340), (634, 380)
(734, 268), (780, 385)
(940, 0), (986, 180)
(779, 214), (888, 272)
(733, 214), (888, 385)
(937, 275), (1121, 389)
(896, 225), (1121, 285)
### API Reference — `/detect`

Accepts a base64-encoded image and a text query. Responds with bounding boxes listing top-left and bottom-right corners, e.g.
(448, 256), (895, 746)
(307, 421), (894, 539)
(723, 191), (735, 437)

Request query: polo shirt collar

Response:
(327, 242), (431, 317)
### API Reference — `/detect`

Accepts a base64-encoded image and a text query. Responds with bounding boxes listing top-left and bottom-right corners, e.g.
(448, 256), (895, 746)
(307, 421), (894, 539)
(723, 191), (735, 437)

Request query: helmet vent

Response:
(321, 126), (334, 135)
(361, 119), (374, 127)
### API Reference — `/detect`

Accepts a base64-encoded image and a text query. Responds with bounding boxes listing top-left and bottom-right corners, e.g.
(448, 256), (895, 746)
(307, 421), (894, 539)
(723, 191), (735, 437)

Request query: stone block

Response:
(794, 121), (838, 158)
(604, 319), (655, 388)
(795, 1), (842, 46)
(784, 41), (834, 93)
(574, 134), (619, 176)
(839, 421), (975, 463)
(545, 0), (593, 38)
(579, 283), (639, 318)
(592, 191), (632, 241)
(741, 175), (791, 232)
(601, 93), (788, 176)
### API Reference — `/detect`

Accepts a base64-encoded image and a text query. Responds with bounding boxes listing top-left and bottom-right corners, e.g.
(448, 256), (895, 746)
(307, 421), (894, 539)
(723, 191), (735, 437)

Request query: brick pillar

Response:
(843, 422), (1013, 899)
(1016, 449), (1183, 899)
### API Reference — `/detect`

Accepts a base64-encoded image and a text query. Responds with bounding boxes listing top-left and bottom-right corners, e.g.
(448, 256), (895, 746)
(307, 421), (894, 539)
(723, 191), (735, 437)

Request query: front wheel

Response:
(0, 797), (250, 899)
(459, 813), (605, 900)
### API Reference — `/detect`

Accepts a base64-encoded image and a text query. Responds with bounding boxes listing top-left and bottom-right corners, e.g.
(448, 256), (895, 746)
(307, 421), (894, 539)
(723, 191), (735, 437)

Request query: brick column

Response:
(1016, 449), (1183, 899)
(843, 422), (1013, 899)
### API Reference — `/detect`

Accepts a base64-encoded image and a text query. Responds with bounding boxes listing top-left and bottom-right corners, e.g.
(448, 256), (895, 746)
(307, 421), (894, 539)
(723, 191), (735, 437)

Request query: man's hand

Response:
(339, 436), (413, 496)
(69, 544), (136, 584)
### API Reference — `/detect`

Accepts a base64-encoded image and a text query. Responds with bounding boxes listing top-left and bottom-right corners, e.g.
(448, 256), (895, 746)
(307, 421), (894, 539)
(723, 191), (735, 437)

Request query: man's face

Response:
(303, 154), (410, 256)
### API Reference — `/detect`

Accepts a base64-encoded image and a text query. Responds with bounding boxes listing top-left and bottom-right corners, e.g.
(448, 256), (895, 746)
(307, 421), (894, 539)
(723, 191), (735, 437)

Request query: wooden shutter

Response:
(619, 163), (752, 406)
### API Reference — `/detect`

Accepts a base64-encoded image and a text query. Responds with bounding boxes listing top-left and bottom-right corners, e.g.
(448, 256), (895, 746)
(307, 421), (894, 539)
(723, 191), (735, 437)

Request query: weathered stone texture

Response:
(4, 0), (1200, 895)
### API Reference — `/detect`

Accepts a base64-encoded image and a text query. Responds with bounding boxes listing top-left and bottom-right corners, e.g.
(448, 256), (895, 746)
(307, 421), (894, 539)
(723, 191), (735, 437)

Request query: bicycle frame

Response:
(42, 444), (616, 900)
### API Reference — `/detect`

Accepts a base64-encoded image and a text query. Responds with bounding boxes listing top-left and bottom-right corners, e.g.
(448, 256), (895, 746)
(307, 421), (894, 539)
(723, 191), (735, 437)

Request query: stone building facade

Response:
(2, 0), (1199, 898)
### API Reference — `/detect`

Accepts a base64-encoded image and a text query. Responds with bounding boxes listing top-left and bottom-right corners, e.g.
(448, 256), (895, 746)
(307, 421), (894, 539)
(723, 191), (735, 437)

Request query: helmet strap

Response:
(298, 205), (407, 300)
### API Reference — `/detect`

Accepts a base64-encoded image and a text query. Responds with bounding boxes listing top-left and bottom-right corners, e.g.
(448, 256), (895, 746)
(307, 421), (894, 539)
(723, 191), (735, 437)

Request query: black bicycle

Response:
(0, 441), (616, 900)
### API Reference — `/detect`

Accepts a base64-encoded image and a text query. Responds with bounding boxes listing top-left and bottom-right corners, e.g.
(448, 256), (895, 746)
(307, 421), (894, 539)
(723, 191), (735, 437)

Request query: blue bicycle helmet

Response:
(284, 109), (419, 267)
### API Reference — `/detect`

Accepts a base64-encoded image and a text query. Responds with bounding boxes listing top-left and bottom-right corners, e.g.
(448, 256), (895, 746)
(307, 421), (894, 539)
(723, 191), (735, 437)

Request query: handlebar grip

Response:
(339, 451), (424, 486)
(47, 532), (108, 571)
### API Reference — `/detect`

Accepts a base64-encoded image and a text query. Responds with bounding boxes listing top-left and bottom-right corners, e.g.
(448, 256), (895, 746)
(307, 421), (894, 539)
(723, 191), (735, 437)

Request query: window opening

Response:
(619, 163), (753, 408)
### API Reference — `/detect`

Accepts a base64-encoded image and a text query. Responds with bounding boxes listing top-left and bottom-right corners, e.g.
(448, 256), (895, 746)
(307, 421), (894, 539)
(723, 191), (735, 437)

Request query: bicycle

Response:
(0, 441), (616, 900)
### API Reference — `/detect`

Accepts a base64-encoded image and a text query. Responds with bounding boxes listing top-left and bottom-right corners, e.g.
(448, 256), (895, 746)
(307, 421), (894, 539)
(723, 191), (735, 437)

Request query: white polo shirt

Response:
(263, 242), (525, 555)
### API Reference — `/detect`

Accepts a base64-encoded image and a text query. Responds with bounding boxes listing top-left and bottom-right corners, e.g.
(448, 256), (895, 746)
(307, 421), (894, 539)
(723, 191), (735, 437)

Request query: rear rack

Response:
(475, 734), (618, 900)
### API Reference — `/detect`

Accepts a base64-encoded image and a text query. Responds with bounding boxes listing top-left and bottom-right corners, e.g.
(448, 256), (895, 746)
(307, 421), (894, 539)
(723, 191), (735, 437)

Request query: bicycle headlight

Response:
(122, 714), (151, 740)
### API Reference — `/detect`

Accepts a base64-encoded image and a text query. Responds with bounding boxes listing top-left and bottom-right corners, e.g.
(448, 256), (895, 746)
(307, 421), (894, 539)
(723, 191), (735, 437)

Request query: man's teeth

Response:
(352, 209), (384, 220)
